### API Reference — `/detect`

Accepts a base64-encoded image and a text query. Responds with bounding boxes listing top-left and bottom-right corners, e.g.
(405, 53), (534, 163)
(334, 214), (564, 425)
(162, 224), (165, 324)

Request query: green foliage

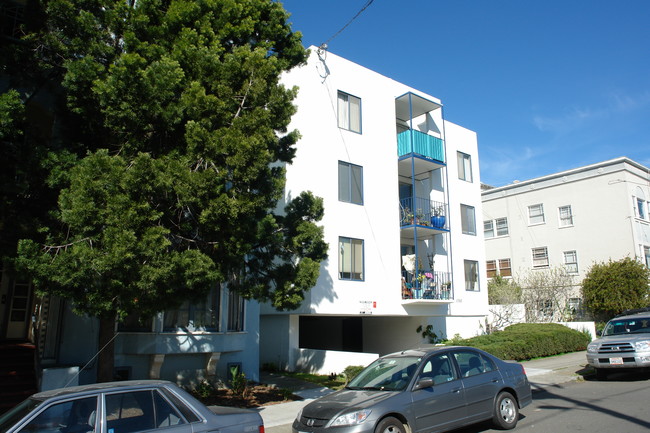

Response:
(488, 275), (523, 305)
(193, 380), (214, 399)
(447, 323), (590, 361)
(342, 365), (365, 382)
(8, 0), (326, 381)
(416, 324), (442, 344)
(581, 257), (650, 322)
(229, 365), (249, 398)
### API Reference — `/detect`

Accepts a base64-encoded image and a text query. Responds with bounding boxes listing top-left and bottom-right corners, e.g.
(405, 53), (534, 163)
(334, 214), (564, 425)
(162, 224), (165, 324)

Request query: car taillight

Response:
(520, 364), (526, 376)
(259, 425), (265, 433)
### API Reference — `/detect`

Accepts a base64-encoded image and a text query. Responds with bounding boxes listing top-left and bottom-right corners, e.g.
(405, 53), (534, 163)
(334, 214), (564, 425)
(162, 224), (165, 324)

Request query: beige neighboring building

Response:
(482, 157), (650, 318)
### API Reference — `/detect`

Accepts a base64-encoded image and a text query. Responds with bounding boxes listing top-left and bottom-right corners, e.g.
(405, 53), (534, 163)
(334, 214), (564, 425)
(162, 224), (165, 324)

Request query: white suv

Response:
(586, 311), (650, 380)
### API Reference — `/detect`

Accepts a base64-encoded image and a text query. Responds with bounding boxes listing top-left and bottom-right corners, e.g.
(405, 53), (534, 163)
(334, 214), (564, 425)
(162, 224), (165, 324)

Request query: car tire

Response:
(595, 368), (609, 380)
(375, 416), (406, 433)
(492, 391), (518, 430)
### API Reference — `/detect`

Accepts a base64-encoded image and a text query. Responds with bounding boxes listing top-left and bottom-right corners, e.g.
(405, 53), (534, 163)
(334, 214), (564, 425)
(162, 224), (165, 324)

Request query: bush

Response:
(448, 323), (590, 361)
(342, 365), (364, 382)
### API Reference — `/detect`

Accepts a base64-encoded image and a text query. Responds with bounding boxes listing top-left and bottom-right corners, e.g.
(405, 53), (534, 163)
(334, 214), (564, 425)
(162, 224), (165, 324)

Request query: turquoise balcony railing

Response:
(397, 130), (445, 163)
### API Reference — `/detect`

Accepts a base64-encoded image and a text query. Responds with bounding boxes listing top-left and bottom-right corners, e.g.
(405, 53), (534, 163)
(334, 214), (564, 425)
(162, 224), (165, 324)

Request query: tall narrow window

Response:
(483, 220), (494, 238)
(499, 259), (512, 277)
(486, 260), (497, 278)
(457, 152), (473, 182)
(227, 289), (245, 332)
(528, 204), (545, 225)
(495, 217), (509, 236)
(644, 246), (650, 268)
(464, 260), (479, 291)
(532, 247), (549, 268)
(637, 198), (646, 220)
(337, 91), (361, 133)
(461, 204), (476, 235)
(338, 161), (363, 204)
(563, 250), (578, 274)
(339, 237), (364, 280)
(559, 205), (573, 227)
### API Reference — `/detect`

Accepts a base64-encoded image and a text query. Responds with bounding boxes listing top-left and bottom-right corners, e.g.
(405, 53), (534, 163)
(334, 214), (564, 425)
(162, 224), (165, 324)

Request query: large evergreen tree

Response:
(12, 0), (327, 381)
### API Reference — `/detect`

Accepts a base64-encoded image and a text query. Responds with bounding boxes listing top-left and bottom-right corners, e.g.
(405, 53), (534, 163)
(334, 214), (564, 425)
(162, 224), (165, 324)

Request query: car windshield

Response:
(347, 356), (421, 391)
(603, 317), (650, 336)
(0, 398), (43, 433)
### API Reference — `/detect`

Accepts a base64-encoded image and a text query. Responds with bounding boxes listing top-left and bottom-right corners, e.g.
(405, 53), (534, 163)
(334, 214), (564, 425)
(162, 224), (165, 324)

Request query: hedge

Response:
(449, 323), (590, 361)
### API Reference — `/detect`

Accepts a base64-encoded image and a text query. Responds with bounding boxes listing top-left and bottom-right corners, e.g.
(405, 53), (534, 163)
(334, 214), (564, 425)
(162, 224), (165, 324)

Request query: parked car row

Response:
(1, 346), (532, 433)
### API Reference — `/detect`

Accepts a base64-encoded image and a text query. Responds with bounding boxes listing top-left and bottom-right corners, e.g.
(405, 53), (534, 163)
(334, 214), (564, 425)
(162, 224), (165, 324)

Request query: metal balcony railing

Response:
(401, 270), (453, 300)
(399, 197), (447, 229)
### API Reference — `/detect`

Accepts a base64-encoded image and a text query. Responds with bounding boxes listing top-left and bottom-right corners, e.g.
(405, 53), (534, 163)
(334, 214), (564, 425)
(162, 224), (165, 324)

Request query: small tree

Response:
(581, 257), (650, 322)
(518, 267), (577, 322)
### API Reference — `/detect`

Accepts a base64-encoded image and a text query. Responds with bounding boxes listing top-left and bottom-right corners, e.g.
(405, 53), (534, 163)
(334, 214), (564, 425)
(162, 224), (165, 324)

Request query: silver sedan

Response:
(0, 380), (263, 433)
(293, 346), (532, 433)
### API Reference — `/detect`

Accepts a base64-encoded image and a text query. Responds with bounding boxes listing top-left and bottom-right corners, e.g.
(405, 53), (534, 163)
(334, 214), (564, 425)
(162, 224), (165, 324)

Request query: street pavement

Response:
(255, 350), (590, 428)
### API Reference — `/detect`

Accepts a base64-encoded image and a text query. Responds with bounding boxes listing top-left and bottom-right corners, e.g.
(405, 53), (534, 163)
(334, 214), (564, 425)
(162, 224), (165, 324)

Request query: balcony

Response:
(397, 130), (445, 162)
(399, 197), (448, 241)
(401, 270), (454, 302)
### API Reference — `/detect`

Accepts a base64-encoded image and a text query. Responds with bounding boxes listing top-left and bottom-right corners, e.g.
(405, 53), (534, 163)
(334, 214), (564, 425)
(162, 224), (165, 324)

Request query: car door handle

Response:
(451, 388), (461, 394)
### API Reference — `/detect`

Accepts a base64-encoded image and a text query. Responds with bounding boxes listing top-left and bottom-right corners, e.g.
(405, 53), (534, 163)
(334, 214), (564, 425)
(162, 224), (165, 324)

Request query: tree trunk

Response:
(97, 314), (116, 383)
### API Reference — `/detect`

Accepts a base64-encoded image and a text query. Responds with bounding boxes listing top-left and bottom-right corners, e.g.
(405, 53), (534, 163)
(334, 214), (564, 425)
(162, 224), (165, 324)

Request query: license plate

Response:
(609, 357), (624, 365)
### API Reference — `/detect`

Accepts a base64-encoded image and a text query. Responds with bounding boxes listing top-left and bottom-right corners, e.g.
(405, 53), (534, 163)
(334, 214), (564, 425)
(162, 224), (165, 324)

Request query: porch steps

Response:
(0, 341), (38, 414)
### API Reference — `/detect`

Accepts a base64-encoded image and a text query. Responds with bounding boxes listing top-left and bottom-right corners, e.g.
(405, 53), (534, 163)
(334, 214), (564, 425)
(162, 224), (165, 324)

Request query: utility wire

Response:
(321, 0), (376, 48)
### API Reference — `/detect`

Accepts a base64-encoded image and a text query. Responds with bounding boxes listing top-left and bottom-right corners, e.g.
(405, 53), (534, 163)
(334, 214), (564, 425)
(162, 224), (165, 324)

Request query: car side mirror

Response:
(414, 377), (434, 390)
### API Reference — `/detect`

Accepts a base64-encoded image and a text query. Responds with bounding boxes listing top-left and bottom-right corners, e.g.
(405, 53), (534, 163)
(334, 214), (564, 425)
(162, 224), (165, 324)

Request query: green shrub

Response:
(342, 365), (365, 382)
(447, 323), (590, 361)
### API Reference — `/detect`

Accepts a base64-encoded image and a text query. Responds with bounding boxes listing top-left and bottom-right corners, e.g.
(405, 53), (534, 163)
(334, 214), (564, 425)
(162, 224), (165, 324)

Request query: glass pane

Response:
(349, 95), (361, 132)
(351, 164), (363, 204)
(337, 92), (349, 129)
(352, 239), (363, 280)
(338, 162), (350, 202)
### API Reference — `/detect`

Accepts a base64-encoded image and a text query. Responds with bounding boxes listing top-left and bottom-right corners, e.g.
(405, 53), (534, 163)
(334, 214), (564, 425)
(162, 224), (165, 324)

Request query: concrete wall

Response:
(295, 349), (378, 375)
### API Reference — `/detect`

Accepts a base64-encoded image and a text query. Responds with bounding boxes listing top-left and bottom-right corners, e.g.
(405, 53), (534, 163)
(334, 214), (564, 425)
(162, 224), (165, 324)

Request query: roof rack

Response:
(615, 306), (650, 317)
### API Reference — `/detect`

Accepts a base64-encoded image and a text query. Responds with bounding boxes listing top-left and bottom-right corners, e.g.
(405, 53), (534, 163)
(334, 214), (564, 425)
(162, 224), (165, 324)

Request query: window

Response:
(532, 247), (549, 268)
(337, 91), (361, 133)
(419, 353), (457, 385)
(495, 217), (508, 236)
(461, 205), (476, 235)
(227, 289), (245, 332)
(483, 220), (494, 238)
(105, 390), (185, 433)
(464, 260), (479, 291)
(486, 260), (497, 278)
(164, 287), (220, 332)
(528, 204), (545, 225)
(536, 300), (554, 318)
(338, 161), (363, 204)
(559, 205), (573, 227)
(18, 397), (98, 433)
(453, 350), (494, 377)
(563, 250), (578, 274)
(486, 258), (512, 278)
(499, 258), (512, 277)
(339, 237), (364, 280)
(457, 152), (473, 182)
(637, 198), (646, 220)
(645, 246), (650, 268)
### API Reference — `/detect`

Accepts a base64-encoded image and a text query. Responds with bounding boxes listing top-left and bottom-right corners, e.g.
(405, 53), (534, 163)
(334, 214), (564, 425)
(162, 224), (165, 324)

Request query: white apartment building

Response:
(260, 47), (488, 373)
(482, 157), (650, 315)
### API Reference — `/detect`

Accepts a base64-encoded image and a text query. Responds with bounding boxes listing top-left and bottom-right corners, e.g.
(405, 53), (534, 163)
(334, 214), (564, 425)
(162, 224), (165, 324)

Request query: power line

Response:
(320, 0), (376, 49)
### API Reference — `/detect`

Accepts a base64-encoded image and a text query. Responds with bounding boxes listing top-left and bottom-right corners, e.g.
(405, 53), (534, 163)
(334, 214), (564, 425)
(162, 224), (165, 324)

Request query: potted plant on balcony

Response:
(416, 209), (428, 226)
(431, 205), (446, 228)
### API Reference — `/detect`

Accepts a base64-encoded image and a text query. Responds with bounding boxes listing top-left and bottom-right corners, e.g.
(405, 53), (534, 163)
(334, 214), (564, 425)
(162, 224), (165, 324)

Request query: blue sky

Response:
(279, 0), (650, 187)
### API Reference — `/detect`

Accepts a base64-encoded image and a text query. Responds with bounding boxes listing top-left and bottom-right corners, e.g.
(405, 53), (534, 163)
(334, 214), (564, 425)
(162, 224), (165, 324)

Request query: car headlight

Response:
(635, 340), (650, 352)
(295, 408), (303, 422)
(587, 343), (599, 353)
(331, 409), (372, 427)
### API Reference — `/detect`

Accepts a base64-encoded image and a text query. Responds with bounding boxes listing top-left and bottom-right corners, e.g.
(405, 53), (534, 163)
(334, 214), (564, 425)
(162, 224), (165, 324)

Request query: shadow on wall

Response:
(295, 349), (378, 375)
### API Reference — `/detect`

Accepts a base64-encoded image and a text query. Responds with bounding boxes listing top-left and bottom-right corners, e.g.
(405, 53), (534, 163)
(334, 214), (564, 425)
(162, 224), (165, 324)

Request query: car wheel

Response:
(492, 391), (518, 430)
(375, 416), (406, 433)
(595, 368), (609, 380)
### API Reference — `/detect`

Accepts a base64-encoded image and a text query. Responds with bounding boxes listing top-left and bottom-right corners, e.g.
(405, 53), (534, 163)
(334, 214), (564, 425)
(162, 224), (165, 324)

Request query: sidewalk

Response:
(256, 351), (590, 428)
